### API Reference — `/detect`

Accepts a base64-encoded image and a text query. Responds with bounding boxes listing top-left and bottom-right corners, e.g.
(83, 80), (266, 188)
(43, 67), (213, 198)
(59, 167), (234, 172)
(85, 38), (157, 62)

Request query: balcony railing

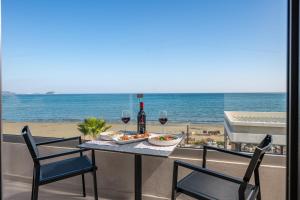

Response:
(3, 135), (286, 200)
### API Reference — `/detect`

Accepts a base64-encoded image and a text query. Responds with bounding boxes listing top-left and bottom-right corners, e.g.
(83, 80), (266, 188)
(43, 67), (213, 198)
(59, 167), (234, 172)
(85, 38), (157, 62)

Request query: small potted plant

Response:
(78, 117), (112, 140)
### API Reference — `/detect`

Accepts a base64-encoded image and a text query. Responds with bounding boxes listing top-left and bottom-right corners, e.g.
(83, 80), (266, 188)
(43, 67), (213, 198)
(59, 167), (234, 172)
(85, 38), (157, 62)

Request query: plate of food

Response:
(112, 132), (150, 144)
(97, 131), (121, 141)
(148, 134), (183, 146)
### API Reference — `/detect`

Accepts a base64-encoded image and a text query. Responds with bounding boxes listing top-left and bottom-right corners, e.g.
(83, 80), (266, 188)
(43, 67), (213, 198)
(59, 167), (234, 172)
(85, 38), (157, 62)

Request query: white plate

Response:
(112, 134), (149, 144)
(97, 131), (120, 141)
(148, 134), (183, 146)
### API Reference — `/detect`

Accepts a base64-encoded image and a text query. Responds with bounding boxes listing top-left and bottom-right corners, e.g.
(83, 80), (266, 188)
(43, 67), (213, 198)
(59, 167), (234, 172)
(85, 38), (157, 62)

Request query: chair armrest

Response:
(202, 145), (252, 168)
(36, 136), (82, 146)
(203, 145), (252, 158)
(174, 160), (244, 184)
(36, 148), (90, 161)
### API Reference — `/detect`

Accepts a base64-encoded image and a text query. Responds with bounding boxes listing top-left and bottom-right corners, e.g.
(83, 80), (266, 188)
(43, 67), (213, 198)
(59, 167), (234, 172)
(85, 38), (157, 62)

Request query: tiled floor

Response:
(3, 176), (194, 200)
(3, 177), (106, 200)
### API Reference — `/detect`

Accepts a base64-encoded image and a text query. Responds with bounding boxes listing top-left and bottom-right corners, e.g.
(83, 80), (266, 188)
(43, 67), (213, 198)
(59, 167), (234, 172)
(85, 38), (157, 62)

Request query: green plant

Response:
(78, 117), (112, 139)
(216, 141), (225, 146)
(193, 139), (207, 145)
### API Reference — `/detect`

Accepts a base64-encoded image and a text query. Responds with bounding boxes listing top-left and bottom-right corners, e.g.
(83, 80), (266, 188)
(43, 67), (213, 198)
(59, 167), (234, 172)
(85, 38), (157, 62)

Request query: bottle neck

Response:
(139, 102), (144, 110)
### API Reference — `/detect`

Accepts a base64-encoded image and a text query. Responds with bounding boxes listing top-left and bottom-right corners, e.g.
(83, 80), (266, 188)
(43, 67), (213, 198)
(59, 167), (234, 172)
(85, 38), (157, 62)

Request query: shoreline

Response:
(2, 119), (224, 125)
(3, 121), (224, 139)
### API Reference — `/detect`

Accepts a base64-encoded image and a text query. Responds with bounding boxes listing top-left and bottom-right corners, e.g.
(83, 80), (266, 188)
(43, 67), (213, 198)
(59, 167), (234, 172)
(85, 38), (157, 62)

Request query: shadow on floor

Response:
(3, 175), (193, 200)
(3, 176), (101, 200)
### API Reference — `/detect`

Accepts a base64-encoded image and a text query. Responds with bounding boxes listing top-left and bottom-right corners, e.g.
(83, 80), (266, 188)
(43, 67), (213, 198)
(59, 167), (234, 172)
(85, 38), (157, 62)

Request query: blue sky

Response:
(3, 0), (287, 94)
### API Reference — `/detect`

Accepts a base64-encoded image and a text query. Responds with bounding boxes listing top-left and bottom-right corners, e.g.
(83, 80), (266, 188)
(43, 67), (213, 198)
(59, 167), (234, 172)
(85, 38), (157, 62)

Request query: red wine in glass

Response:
(122, 117), (130, 124)
(121, 110), (131, 133)
(159, 118), (168, 125)
(159, 110), (168, 133)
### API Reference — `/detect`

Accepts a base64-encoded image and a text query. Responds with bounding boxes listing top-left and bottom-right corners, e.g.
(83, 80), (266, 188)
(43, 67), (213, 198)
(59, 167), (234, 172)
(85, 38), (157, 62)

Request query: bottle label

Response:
(138, 115), (146, 133)
(137, 101), (146, 134)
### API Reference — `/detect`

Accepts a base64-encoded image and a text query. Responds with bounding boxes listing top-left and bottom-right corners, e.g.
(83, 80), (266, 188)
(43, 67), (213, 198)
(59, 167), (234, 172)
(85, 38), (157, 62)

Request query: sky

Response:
(2, 0), (287, 94)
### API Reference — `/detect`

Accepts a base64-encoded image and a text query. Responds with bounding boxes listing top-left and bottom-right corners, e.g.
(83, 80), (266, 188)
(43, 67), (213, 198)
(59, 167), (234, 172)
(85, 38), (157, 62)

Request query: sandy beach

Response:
(3, 121), (225, 145)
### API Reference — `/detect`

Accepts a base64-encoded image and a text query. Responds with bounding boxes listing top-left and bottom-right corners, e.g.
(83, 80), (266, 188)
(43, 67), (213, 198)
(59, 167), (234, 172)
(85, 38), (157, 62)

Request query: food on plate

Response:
(120, 135), (130, 141)
(119, 132), (150, 141)
(155, 135), (178, 141)
(134, 132), (150, 139)
(148, 134), (182, 146)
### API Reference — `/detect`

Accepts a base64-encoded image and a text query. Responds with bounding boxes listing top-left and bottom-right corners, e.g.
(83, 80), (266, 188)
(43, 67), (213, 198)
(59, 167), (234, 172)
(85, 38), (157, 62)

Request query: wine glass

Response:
(159, 110), (168, 134)
(121, 110), (131, 133)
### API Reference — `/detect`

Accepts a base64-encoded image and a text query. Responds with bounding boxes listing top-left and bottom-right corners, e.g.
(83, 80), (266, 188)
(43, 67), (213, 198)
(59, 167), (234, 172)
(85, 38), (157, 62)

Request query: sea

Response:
(2, 93), (286, 124)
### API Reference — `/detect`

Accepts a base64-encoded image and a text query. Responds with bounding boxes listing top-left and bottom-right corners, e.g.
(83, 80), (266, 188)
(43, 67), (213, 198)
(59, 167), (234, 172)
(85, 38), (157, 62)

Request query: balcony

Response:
(1, 0), (294, 198)
(3, 134), (286, 200)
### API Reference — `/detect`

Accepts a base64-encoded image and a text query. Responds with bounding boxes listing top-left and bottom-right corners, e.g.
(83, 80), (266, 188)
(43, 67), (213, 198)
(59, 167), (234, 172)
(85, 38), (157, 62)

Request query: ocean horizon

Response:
(3, 93), (287, 124)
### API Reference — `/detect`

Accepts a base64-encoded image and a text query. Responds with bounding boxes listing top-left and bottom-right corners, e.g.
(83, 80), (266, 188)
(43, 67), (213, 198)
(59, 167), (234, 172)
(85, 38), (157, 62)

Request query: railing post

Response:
(186, 123), (190, 144)
(287, 0), (299, 199)
(202, 147), (207, 168)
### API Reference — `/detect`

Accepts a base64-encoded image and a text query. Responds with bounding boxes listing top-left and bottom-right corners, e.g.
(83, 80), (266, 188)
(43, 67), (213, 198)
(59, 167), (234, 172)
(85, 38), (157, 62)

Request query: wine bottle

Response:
(137, 102), (146, 134)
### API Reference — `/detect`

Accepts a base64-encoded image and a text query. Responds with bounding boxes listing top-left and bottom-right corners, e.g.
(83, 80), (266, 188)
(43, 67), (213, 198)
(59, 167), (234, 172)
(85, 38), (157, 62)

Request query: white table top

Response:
(79, 137), (182, 157)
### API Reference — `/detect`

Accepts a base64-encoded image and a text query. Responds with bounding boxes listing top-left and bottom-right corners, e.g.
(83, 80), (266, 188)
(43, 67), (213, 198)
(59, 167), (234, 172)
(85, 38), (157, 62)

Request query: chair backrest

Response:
(21, 126), (39, 162)
(242, 134), (272, 182)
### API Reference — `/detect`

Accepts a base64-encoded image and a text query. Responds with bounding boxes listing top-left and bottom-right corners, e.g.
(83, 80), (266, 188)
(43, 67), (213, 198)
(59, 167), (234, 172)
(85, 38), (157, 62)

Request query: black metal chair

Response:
(171, 134), (272, 200)
(21, 126), (98, 200)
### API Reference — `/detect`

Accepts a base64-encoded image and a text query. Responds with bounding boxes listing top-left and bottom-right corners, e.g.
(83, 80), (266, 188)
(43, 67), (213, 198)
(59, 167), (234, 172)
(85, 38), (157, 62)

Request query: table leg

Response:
(135, 154), (142, 200)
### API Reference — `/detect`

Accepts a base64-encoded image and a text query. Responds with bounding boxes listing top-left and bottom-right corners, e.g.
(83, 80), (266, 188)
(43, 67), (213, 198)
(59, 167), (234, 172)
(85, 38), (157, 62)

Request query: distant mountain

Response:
(45, 91), (55, 95)
(2, 91), (16, 96)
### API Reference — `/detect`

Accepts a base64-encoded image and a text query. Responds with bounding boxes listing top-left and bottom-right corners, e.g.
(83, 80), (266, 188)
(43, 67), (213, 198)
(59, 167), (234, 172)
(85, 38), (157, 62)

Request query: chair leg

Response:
(32, 168), (40, 200)
(171, 162), (179, 200)
(82, 174), (86, 197)
(33, 179), (39, 200)
(92, 170), (98, 200)
(31, 174), (35, 200)
(171, 190), (177, 200)
(254, 168), (261, 200)
(256, 188), (261, 200)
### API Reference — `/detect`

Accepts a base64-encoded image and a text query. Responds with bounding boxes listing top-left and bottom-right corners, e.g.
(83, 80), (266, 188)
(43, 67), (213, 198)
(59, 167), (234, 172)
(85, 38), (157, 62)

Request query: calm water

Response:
(3, 93), (286, 124)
